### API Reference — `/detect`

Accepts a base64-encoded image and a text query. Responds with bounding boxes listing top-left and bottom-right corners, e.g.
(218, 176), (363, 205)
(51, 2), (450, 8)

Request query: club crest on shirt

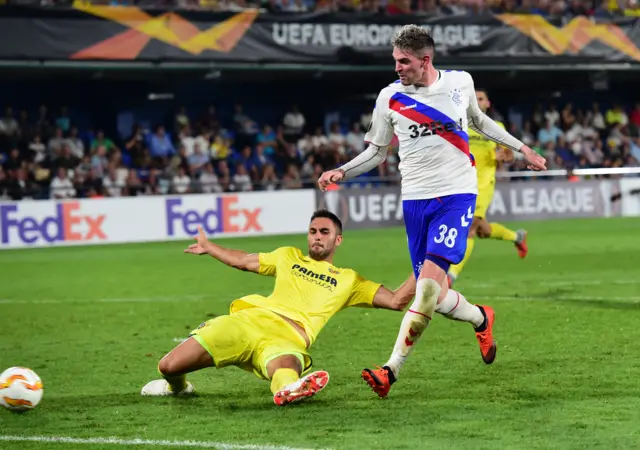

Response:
(328, 267), (340, 275)
(449, 88), (463, 107)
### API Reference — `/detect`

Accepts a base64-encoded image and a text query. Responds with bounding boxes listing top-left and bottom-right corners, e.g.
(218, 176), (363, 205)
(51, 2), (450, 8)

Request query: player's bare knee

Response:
(158, 356), (179, 377)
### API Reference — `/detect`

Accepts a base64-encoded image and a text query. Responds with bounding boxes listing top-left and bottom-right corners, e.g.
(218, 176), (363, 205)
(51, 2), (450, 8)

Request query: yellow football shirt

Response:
(229, 246), (381, 345)
(469, 120), (505, 189)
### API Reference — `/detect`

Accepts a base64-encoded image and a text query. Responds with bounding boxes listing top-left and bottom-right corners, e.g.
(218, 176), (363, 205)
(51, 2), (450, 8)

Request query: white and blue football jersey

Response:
(364, 70), (481, 200)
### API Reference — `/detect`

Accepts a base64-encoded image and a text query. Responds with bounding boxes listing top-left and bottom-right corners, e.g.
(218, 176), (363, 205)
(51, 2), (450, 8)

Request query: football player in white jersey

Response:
(318, 25), (546, 398)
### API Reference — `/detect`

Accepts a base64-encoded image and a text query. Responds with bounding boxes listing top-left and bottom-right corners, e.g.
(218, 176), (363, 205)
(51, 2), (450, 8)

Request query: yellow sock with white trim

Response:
(489, 223), (518, 241)
(270, 369), (300, 394)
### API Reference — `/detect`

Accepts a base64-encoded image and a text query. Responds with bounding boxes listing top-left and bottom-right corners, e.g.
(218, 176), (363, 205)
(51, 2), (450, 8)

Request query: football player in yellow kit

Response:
(448, 88), (528, 286)
(140, 210), (417, 406)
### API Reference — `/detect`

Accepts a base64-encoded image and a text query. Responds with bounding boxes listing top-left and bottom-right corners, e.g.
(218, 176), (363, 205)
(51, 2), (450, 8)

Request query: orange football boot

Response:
(515, 229), (528, 259)
(361, 365), (396, 398)
(273, 370), (329, 406)
(475, 305), (496, 364)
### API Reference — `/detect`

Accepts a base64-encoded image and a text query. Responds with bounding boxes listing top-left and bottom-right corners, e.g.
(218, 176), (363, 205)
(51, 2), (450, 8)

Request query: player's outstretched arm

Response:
(372, 273), (417, 311)
(318, 144), (387, 191)
(184, 226), (260, 273)
(318, 90), (395, 191)
(466, 79), (546, 171)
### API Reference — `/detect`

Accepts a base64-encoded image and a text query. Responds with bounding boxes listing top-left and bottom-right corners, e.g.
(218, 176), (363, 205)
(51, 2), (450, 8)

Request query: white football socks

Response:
(384, 285), (486, 380)
(435, 289), (485, 329)
(384, 278), (441, 378)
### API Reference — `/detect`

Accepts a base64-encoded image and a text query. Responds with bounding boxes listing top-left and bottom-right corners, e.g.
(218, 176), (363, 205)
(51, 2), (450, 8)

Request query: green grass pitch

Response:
(1, 218), (639, 450)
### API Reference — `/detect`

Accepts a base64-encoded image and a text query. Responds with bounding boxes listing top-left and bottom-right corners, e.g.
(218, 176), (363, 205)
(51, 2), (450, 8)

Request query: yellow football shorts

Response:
(189, 305), (312, 380)
(474, 181), (496, 220)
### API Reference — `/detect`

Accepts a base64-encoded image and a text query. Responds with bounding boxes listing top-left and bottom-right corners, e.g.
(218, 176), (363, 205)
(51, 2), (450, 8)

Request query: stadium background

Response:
(1, 0), (640, 449)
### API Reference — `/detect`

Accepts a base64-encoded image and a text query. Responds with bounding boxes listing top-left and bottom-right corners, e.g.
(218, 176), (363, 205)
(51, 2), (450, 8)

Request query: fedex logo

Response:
(1, 202), (107, 245)
(166, 196), (262, 236)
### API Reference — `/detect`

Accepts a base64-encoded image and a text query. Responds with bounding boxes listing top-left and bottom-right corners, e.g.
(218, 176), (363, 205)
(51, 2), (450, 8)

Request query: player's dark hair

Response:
(310, 209), (343, 235)
(391, 25), (435, 57)
(475, 88), (489, 97)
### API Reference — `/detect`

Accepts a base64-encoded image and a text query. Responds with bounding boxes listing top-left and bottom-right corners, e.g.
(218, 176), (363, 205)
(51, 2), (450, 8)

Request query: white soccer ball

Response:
(0, 367), (44, 412)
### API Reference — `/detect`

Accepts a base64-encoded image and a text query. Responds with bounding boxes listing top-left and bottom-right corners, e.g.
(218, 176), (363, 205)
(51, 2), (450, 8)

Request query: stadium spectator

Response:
(210, 134), (231, 160)
(233, 103), (258, 148)
(297, 132), (314, 157)
(200, 105), (219, 132)
(35, 105), (52, 141)
(538, 119), (564, 145)
(174, 106), (190, 135)
(561, 103), (577, 130)
(588, 102), (607, 136)
(257, 124), (277, 158)
(103, 167), (125, 197)
(283, 105), (306, 142)
(233, 164), (253, 192)
(149, 125), (176, 159)
(125, 169), (145, 196)
(48, 127), (68, 160)
(4, 148), (22, 172)
(328, 122), (347, 158)
(261, 164), (279, 191)
(55, 106), (71, 133)
(178, 125), (196, 157)
(50, 167), (76, 199)
(91, 145), (109, 178)
(67, 127), (85, 159)
(125, 124), (146, 167)
(0, 107), (19, 151)
(188, 142), (210, 176)
(606, 103), (629, 127)
(217, 160), (232, 191)
(55, 144), (79, 171)
(281, 164), (303, 189)
(346, 122), (365, 156)
(6, 167), (38, 200)
(200, 162), (223, 193)
(545, 104), (561, 127)
(91, 130), (118, 154)
(172, 166), (191, 194)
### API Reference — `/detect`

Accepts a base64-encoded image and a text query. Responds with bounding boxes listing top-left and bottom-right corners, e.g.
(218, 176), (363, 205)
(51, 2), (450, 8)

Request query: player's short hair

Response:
(475, 88), (489, 97)
(391, 25), (435, 57)
(310, 209), (343, 235)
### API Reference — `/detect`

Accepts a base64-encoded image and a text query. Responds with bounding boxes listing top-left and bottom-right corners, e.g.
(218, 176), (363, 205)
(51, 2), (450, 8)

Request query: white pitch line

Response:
(470, 295), (640, 302)
(546, 280), (640, 287)
(464, 280), (639, 289)
(0, 295), (210, 305)
(0, 435), (324, 450)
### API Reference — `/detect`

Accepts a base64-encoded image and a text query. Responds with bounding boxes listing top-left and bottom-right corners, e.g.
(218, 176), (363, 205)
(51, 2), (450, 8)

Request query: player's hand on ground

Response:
(184, 226), (210, 255)
(520, 146), (547, 171)
(318, 169), (345, 192)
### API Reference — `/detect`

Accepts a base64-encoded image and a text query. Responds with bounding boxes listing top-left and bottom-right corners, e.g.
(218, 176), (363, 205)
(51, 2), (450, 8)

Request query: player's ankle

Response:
(383, 366), (397, 384)
(473, 306), (488, 332)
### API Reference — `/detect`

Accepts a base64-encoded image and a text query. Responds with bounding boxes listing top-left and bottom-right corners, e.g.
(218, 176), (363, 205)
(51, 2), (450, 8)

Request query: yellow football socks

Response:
(449, 238), (475, 278)
(159, 365), (187, 392)
(489, 223), (518, 242)
(270, 368), (299, 394)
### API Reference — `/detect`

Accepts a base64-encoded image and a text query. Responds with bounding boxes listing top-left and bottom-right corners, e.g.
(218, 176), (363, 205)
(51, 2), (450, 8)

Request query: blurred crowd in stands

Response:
(0, 98), (639, 200)
(2, 0), (638, 16)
